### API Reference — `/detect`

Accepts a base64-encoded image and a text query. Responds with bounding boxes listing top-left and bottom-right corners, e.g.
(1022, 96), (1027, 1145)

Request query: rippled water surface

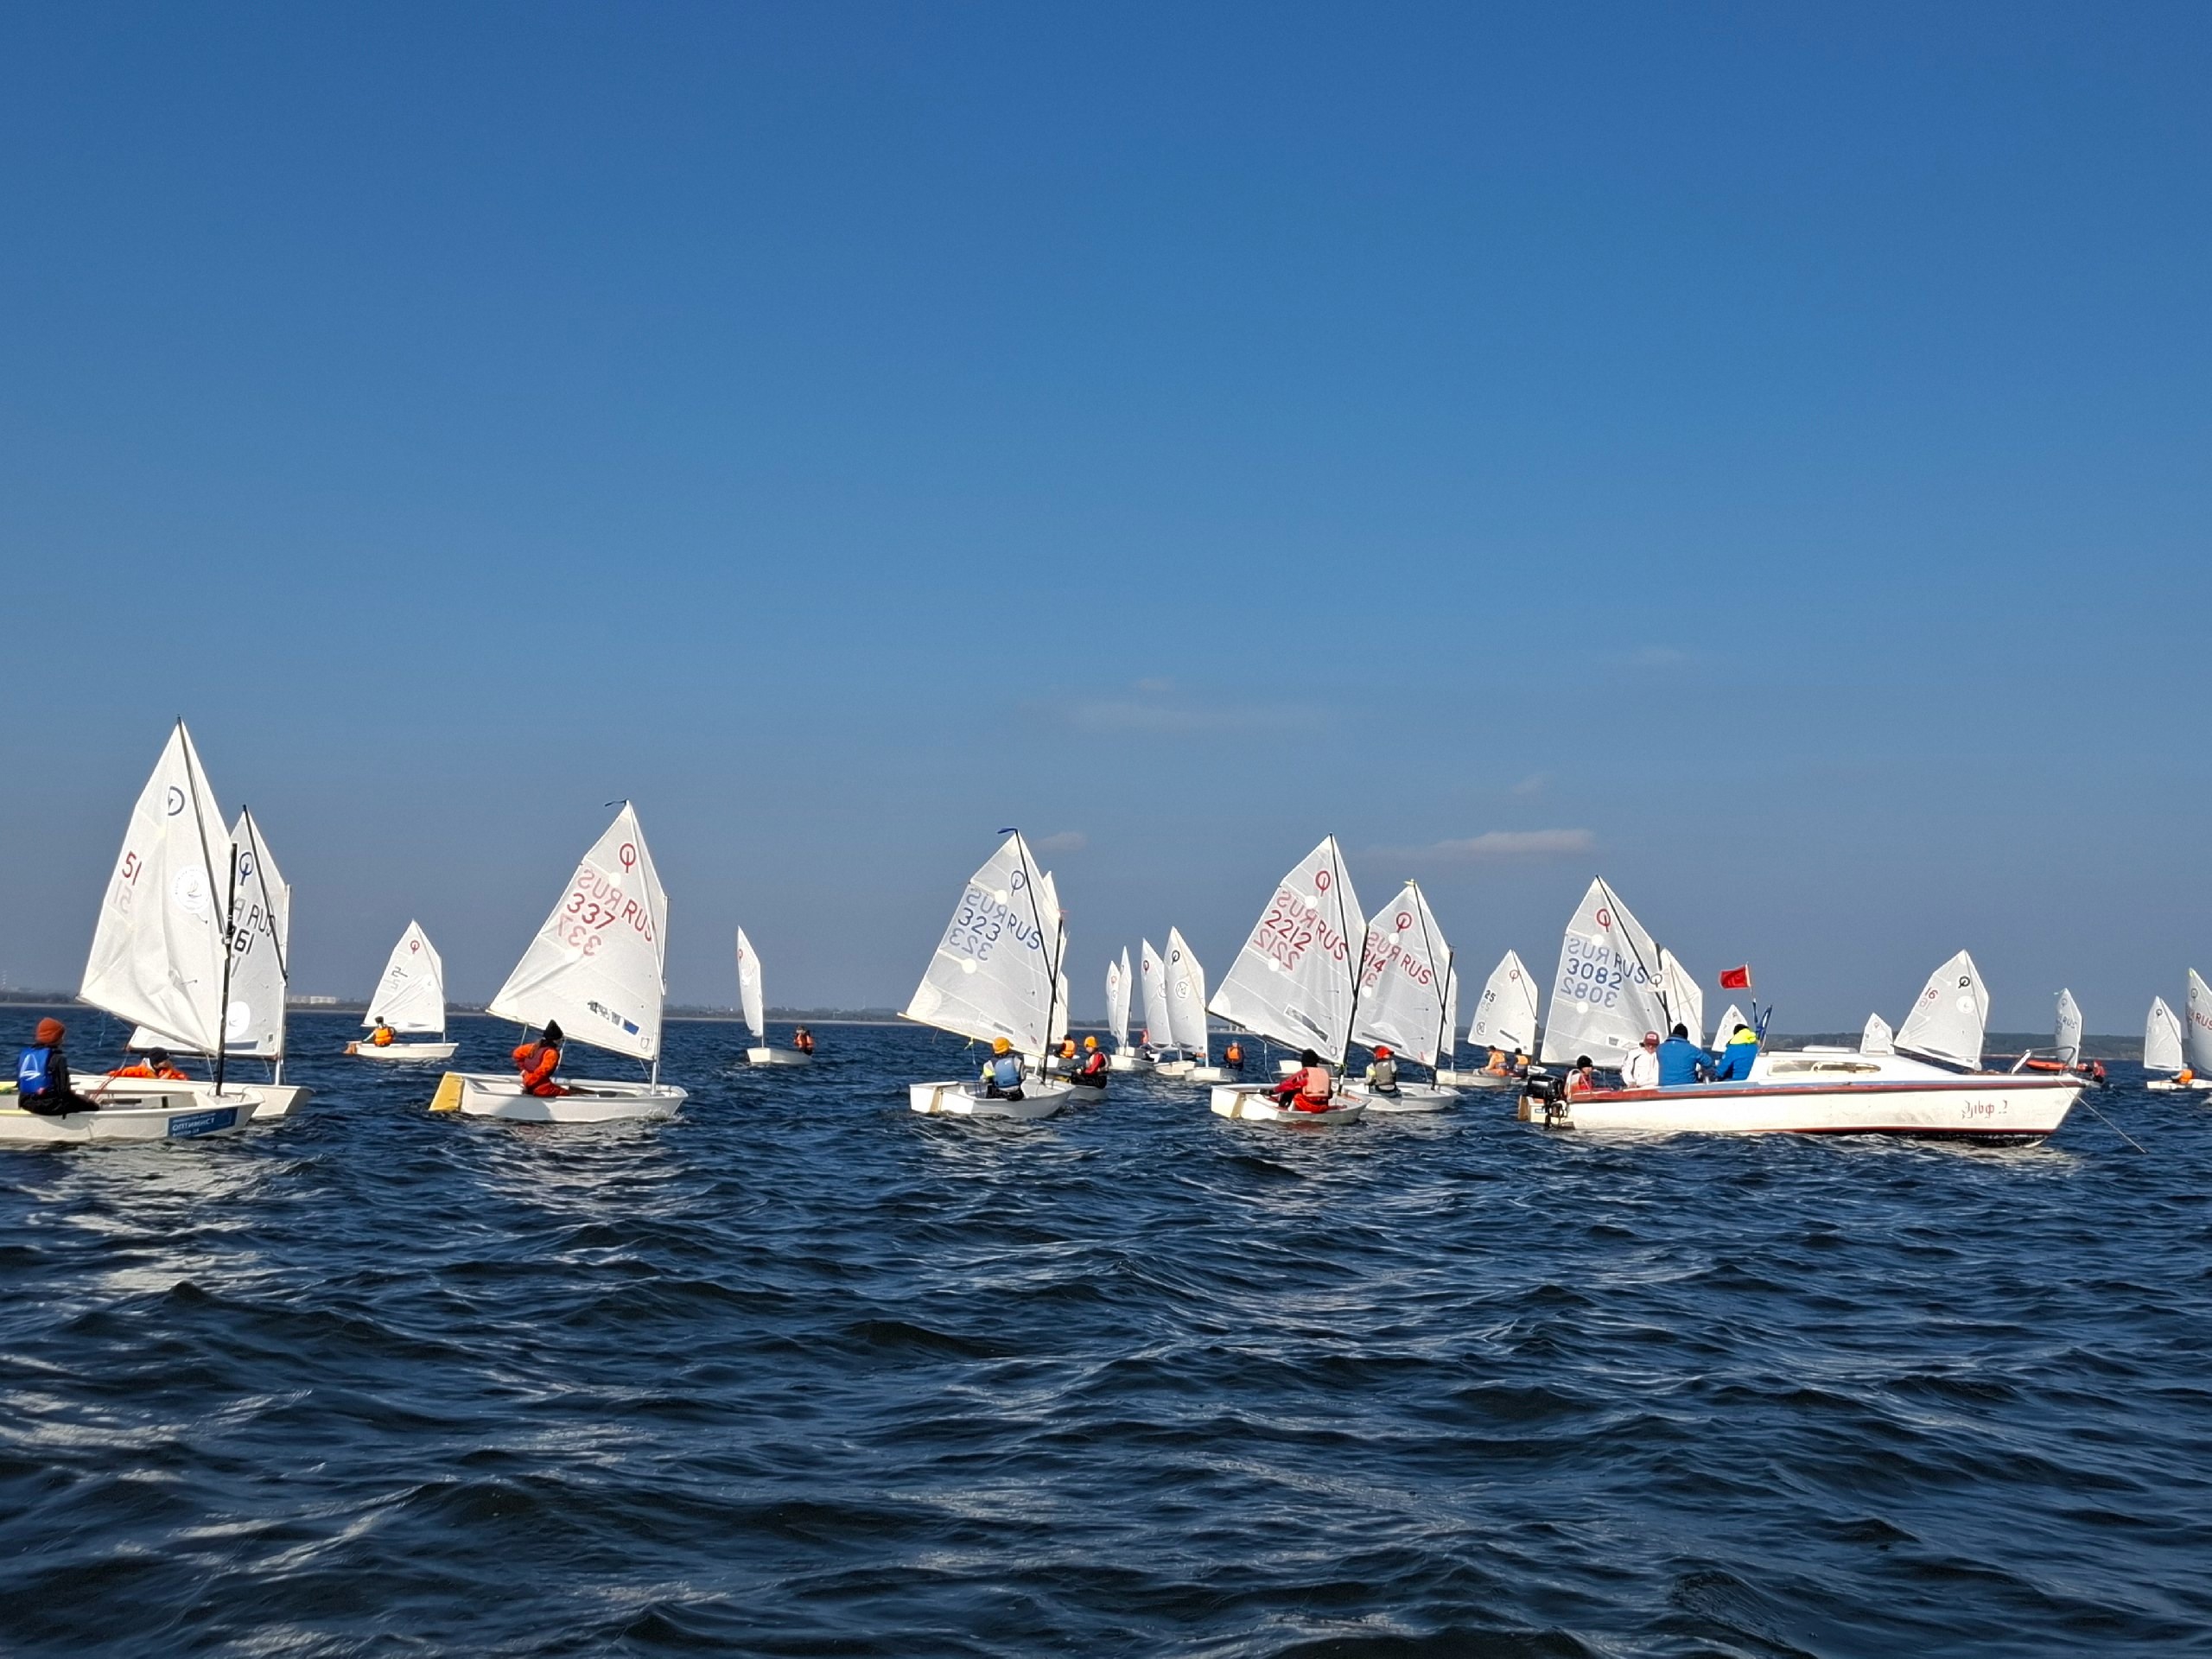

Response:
(3, 1010), (2210, 1656)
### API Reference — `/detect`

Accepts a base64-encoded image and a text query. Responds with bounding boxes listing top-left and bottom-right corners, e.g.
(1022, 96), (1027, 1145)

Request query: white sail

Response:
(1106, 950), (1131, 1049)
(735, 927), (766, 1041)
(1351, 880), (1451, 1065)
(1859, 1012), (1893, 1055)
(1658, 950), (1703, 1047)
(80, 721), (236, 1058)
(1052, 966), (1072, 1053)
(128, 806), (291, 1058)
(366, 922), (446, 1034)
(2145, 997), (2184, 1074)
(901, 832), (1058, 1057)
(1039, 870), (1070, 1055)
(2054, 988), (2082, 1065)
(1165, 927), (1210, 1063)
(1140, 938), (1173, 1049)
(1711, 1003), (1751, 1048)
(486, 803), (670, 1062)
(1440, 965), (1460, 1065)
(1468, 949), (1539, 1054)
(1896, 950), (1988, 1070)
(2187, 969), (2212, 1073)
(1207, 836), (1363, 1062)
(1539, 878), (1671, 1066)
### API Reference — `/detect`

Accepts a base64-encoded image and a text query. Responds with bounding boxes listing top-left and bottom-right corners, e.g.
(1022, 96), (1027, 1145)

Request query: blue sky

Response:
(3, 3), (2205, 1031)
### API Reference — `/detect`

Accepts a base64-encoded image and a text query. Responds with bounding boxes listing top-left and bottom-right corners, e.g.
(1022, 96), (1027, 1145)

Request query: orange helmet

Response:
(1374, 1046), (1392, 1059)
(1084, 1035), (1098, 1049)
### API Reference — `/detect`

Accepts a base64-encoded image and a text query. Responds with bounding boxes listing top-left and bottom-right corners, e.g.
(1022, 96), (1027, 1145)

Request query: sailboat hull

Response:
(2145, 1078), (2212, 1092)
(1186, 1065), (1232, 1084)
(0, 1094), (251, 1142)
(1342, 1081), (1459, 1114)
(91, 1077), (311, 1122)
(441, 1074), (686, 1122)
(1525, 1071), (2081, 1140)
(746, 1047), (811, 1066)
(1434, 1068), (1518, 1088)
(908, 1080), (1072, 1120)
(1208, 1084), (1364, 1124)
(348, 1040), (457, 1064)
(1108, 1052), (1153, 1073)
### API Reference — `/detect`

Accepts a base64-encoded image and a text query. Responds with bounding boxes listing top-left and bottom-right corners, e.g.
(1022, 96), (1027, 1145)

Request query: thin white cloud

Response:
(1034, 830), (1087, 852)
(1365, 829), (1596, 865)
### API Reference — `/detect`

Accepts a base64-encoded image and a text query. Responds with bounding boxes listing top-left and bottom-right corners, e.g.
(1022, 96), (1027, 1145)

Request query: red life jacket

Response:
(513, 1042), (562, 1095)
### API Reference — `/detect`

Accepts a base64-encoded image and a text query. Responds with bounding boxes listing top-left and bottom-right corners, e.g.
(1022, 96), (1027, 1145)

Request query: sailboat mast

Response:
(213, 840), (240, 1096)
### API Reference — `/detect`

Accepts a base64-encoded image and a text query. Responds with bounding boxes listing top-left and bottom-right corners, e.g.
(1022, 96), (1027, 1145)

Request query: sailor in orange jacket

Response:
(1271, 1048), (1336, 1112)
(512, 1022), (567, 1097)
(108, 1046), (189, 1080)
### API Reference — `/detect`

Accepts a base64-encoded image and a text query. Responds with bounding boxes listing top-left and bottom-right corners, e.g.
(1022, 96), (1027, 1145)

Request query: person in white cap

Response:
(1620, 1030), (1661, 1091)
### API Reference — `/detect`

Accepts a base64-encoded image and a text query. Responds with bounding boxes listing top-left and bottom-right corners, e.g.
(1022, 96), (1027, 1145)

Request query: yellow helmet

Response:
(992, 1037), (1011, 1054)
(1084, 1035), (1098, 1048)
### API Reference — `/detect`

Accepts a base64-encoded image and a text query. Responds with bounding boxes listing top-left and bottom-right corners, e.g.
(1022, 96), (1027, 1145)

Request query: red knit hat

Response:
(34, 1018), (65, 1045)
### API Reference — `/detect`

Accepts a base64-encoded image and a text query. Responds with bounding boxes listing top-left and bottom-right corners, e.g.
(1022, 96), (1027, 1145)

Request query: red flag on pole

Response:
(1719, 965), (1752, 990)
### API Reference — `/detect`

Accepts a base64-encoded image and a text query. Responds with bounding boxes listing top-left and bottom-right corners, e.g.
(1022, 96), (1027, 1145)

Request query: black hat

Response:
(1299, 1049), (1321, 1065)
(543, 1021), (564, 1043)
(148, 1048), (171, 1064)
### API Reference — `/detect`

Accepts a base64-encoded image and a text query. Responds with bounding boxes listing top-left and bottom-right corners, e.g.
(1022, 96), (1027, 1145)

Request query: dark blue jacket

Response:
(1711, 1034), (1760, 1081)
(1656, 1036), (1712, 1086)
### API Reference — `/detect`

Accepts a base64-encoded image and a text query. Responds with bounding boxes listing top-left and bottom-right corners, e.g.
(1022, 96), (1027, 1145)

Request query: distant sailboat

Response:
(2053, 989), (2083, 1067)
(2144, 972), (2212, 1090)
(1167, 928), (1230, 1082)
(737, 928), (808, 1065)
(1205, 836), (1366, 1123)
(1106, 949), (1151, 1072)
(1659, 950), (1704, 1048)
(1345, 880), (1459, 1111)
(347, 921), (456, 1063)
(13, 721), (257, 1142)
(1859, 1013), (1894, 1055)
(1711, 1003), (1753, 1050)
(1440, 949), (1539, 1084)
(904, 833), (1075, 1120)
(432, 804), (685, 1122)
(1141, 938), (1192, 1075)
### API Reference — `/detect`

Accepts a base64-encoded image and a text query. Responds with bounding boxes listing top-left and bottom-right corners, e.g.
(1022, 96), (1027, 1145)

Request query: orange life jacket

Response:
(1296, 1064), (1332, 1104)
(1224, 1043), (1243, 1064)
(513, 1041), (562, 1094)
(372, 1027), (395, 1046)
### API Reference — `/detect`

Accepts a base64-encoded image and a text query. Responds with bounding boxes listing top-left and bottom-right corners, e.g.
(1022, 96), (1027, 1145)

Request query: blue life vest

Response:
(16, 1046), (54, 1099)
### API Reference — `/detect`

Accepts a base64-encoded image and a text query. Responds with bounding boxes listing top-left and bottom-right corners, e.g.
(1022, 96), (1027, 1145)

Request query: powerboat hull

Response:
(908, 1079), (1072, 1120)
(348, 1039), (458, 1064)
(434, 1073), (685, 1123)
(1208, 1083), (1363, 1125)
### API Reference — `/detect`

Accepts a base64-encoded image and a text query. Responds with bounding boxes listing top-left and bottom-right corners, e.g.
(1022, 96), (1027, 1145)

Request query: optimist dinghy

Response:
(1203, 836), (1367, 1125)
(433, 804), (685, 1122)
(1439, 949), (1539, 1085)
(109, 804), (312, 1122)
(1525, 948), (2082, 1141)
(1165, 929), (1231, 1082)
(346, 922), (456, 1063)
(1105, 949), (1152, 1072)
(1140, 938), (1194, 1075)
(1341, 880), (1459, 1113)
(902, 833), (1075, 1120)
(2144, 975), (2212, 1090)
(16, 721), (263, 1145)
(736, 928), (808, 1065)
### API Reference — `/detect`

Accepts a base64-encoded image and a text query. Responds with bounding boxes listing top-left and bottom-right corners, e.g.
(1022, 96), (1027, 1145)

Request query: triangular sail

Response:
(1859, 1012), (1893, 1055)
(1440, 965), (1460, 1066)
(901, 833), (1058, 1057)
(129, 806), (291, 1058)
(1140, 938), (1173, 1049)
(1896, 950), (1988, 1070)
(486, 804), (669, 1062)
(2189, 970), (2212, 1074)
(1712, 1003), (1750, 1048)
(1207, 836), (1364, 1063)
(1106, 950), (1131, 1049)
(1468, 950), (1538, 1054)
(1351, 880), (1451, 1065)
(366, 922), (445, 1034)
(1039, 871), (1070, 1055)
(1658, 950), (1703, 1047)
(735, 928), (766, 1041)
(1538, 878), (1671, 1066)
(2054, 988), (2082, 1065)
(80, 721), (235, 1057)
(1165, 927), (1210, 1063)
(2145, 997), (2184, 1074)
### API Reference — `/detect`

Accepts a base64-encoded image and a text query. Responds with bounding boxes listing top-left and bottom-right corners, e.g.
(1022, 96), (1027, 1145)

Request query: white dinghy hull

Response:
(1187, 1065), (1232, 1084)
(1524, 1052), (2081, 1141)
(2145, 1077), (2212, 1093)
(1108, 1052), (1154, 1074)
(435, 1073), (686, 1123)
(92, 1077), (312, 1122)
(1343, 1081), (1459, 1114)
(1433, 1068), (1518, 1089)
(908, 1080), (1073, 1121)
(347, 1040), (458, 1064)
(746, 1046), (811, 1066)
(0, 1094), (252, 1143)
(1208, 1084), (1364, 1125)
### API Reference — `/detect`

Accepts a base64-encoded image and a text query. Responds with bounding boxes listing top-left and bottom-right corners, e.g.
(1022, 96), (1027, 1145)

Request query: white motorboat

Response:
(1165, 928), (1231, 1081)
(1105, 949), (1153, 1071)
(1339, 880), (1459, 1113)
(1523, 947), (2081, 1141)
(1438, 949), (1538, 1085)
(735, 927), (809, 1065)
(2144, 977), (2212, 1090)
(1205, 836), (1366, 1125)
(34, 721), (266, 1146)
(348, 921), (458, 1063)
(435, 803), (685, 1124)
(902, 833), (1077, 1121)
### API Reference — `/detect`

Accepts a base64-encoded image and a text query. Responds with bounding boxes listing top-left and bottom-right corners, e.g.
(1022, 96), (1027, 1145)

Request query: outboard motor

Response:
(1519, 1066), (1571, 1128)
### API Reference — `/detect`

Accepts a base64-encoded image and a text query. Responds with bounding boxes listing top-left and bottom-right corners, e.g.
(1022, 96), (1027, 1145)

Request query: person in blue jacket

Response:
(980, 1038), (1026, 1101)
(1711, 1021), (1760, 1081)
(1656, 1024), (1713, 1086)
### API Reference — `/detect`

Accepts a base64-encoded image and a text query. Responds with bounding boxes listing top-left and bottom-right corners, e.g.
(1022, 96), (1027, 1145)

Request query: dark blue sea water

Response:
(3, 1008), (2209, 1656)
